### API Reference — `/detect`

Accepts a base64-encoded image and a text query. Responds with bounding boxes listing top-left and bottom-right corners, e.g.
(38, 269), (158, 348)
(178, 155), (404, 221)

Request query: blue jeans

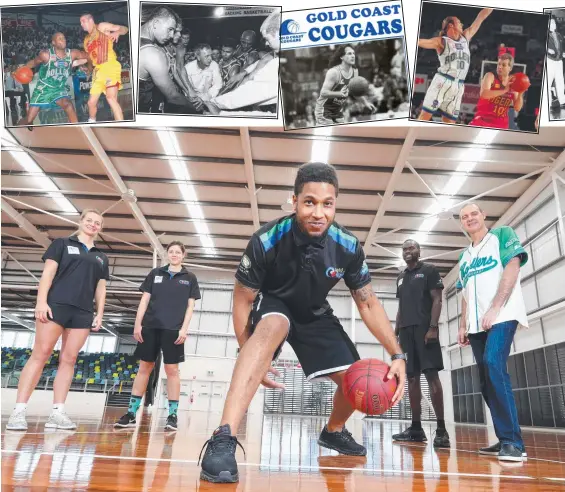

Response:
(468, 320), (524, 450)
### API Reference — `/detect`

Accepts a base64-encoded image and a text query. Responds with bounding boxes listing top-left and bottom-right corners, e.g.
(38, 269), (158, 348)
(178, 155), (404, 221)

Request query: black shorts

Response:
(134, 328), (185, 365)
(399, 324), (444, 377)
(48, 303), (93, 329)
(250, 293), (359, 381)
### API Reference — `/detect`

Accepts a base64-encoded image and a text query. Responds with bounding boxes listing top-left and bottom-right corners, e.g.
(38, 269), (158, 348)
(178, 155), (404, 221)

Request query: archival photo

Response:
(1, 0), (133, 127)
(411, 1), (549, 133)
(545, 8), (565, 121)
(137, 3), (281, 118)
(280, 1), (409, 130)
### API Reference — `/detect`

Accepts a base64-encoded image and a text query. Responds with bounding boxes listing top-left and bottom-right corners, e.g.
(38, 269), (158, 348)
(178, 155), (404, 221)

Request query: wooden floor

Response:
(2, 407), (565, 491)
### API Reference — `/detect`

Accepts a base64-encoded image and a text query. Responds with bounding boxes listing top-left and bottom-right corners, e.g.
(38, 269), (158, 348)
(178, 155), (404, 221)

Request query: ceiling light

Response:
(4, 133), (78, 215)
(158, 130), (217, 257)
(214, 6), (225, 17)
(311, 127), (332, 163)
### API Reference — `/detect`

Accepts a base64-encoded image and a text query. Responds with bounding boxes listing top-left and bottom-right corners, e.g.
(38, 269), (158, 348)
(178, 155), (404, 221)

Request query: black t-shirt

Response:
(140, 265), (201, 330)
(42, 235), (110, 313)
(396, 261), (443, 329)
(235, 215), (371, 323)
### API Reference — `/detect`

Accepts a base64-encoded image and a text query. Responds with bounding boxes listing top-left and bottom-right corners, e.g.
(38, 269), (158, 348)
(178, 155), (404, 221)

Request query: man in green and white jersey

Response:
(457, 202), (528, 462)
(18, 32), (88, 125)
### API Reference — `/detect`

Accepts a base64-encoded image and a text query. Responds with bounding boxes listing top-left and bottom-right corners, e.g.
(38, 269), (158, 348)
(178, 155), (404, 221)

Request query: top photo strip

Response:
(410, 1), (549, 134)
(137, 3), (281, 119)
(1, 0), (134, 128)
(280, 1), (409, 130)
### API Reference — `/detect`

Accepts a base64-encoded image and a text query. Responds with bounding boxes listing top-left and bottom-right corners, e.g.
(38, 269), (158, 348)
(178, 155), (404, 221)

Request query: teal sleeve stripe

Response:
(260, 217), (293, 251)
(501, 248), (528, 268)
(328, 225), (356, 253)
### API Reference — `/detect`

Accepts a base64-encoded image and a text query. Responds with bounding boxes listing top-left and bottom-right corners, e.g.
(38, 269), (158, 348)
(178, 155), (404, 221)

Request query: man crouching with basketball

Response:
(199, 162), (406, 483)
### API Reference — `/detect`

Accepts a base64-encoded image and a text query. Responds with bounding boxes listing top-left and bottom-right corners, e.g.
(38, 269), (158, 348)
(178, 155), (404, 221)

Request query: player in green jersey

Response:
(18, 32), (88, 125)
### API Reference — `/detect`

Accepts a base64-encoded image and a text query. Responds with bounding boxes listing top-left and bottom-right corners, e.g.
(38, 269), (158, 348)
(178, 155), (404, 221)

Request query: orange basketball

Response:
(342, 359), (397, 416)
(510, 72), (530, 93)
(14, 66), (33, 84)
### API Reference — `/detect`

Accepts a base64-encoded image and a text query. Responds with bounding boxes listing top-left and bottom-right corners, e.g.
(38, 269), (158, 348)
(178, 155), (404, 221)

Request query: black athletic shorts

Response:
(399, 324), (444, 377)
(249, 293), (360, 381)
(134, 328), (185, 365)
(48, 303), (93, 329)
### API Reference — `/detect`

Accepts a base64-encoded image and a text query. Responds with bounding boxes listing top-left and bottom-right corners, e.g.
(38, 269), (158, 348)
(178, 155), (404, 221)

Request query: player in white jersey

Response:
(417, 8), (493, 123)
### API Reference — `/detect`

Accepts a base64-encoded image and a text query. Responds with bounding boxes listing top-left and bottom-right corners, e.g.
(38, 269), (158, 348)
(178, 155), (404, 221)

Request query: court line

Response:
(394, 441), (565, 465)
(2, 449), (561, 481)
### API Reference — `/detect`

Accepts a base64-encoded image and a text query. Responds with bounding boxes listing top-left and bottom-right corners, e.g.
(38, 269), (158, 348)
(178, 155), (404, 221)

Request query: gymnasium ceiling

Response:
(2, 124), (565, 334)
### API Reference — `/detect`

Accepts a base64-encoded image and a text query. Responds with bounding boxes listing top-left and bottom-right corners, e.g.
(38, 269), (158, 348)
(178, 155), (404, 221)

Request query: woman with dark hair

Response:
(314, 45), (375, 125)
(114, 241), (201, 431)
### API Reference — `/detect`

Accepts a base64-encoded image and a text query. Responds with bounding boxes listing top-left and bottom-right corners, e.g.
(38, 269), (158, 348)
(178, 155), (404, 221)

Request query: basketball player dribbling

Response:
(80, 12), (128, 122)
(315, 45), (375, 126)
(470, 53), (524, 130)
(417, 8), (493, 123)
(18, 33), (88, 125)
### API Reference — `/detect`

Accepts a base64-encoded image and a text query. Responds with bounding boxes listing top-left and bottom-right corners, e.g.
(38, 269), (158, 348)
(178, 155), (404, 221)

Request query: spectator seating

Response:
(1, 347), (140, 385)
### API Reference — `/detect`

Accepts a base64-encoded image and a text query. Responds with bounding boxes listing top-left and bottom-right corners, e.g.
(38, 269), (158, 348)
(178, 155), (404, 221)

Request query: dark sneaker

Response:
(392, 426), (427, 442)
(199, 424), (246, 483)
(433, 428), (451, 448)
(114, 412), (136, 428)
(165, 414), (178, 431)
(498, 443), (524, 462)
(318, 425), (367, 456)
(479, 442), (527, 457)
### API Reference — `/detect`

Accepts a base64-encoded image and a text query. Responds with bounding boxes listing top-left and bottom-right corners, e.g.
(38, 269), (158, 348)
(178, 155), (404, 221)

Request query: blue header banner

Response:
(281, 2), (404, 50)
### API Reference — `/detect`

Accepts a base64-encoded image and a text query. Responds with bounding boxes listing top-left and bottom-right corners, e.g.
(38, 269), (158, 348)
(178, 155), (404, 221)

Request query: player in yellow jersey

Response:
(80, 12), (128, 122)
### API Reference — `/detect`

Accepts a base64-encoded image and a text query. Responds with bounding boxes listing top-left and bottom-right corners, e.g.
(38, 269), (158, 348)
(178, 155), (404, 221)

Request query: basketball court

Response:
(2, 124), (565, 490)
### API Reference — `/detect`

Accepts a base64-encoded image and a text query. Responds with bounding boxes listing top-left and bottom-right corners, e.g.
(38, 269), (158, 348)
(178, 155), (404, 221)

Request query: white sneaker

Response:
(45, 411), (77, 430)
(6, 410), (27, 431)
(87, 118), (96, 123)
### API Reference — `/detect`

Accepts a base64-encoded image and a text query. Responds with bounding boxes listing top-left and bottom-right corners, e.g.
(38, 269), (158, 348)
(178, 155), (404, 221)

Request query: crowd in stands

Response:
(2, 347), (140, 386)
(2, 25), (130, 69)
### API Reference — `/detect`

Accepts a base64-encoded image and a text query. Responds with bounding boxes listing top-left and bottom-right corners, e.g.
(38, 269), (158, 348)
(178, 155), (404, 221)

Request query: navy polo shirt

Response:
(42, 235), (110, 313)
(140, 265), (201, 330)
(396, 261), (443, 329)
(235, 214), (371, 323)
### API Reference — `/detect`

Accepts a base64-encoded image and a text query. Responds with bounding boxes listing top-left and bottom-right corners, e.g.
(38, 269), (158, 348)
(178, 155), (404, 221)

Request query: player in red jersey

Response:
(470, 53), (525, 129)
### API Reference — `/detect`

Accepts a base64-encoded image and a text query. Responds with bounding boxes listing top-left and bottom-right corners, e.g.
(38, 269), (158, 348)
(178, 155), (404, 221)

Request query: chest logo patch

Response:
(326, 267), (345, 279)
(414, 273), (425, 279)
(460, 256), (499, 287)
(154, 276), (163, 284)
(67, 246), (80, 255)
(179, 280), (190, 285)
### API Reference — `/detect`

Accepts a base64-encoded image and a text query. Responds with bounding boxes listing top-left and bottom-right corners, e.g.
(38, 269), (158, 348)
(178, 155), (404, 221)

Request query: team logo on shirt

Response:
(239, 254), (251, 274)
(460, 255), (498, 287)
(154, 276), (163, 283)
(96, 256), (104, 266)
(360, 261), (369, 276)
(67, 246), (80, 255)
(326, 267), (345, 279)
(179, 280), (190, 286)
(414, 273), (424, 279)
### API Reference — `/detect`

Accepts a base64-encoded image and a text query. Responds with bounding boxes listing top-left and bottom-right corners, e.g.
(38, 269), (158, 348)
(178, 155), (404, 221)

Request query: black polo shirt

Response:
(396, 261), (443, 329)
(235, 214), (371, 323)
(42, 235), (110, 313)
(140, 265), (201, 330)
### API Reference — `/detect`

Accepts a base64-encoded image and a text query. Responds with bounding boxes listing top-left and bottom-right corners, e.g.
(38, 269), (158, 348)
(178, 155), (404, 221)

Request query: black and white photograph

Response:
(280, 1), (409, 130)
(137, 3), (281, 118)
(545, 8), (565, 121)
(411, 1), (549, 133)
(1, 0), (134, 127)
